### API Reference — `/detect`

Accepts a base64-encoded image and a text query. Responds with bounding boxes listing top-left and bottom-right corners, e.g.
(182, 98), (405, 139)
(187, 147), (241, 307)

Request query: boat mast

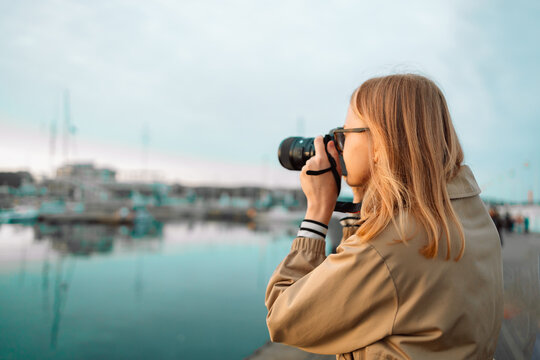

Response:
(63, 90), (71, 164)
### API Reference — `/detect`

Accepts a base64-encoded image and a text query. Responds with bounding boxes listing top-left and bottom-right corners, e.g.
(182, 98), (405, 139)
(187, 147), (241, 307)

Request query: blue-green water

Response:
(0, 221), (304, 359)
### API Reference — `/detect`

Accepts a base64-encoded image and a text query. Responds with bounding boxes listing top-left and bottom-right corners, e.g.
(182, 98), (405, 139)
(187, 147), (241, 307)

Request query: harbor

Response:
(2, 162), (540, 360)
(0, 163), (342, 359)
(0, 163), (309, 227)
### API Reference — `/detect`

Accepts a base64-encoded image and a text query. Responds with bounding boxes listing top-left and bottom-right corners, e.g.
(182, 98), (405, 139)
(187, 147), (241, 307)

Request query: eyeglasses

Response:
(329, 127), (370, 153)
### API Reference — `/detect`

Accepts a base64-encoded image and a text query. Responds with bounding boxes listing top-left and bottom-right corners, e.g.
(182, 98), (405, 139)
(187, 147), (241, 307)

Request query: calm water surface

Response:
(0, 221), (318, 360)
(3, 222), (539, 359)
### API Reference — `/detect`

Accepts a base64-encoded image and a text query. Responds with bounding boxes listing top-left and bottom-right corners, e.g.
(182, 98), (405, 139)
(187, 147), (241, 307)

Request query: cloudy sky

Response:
(0, 0), (539, 201)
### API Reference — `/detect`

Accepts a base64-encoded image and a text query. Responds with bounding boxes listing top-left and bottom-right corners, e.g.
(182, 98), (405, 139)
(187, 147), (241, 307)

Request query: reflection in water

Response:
(42, 251), (50, 312)
(35, 224), (113, 255)
(4, 222), (536, 359)
(32, 221), (164, 256)
(0, 220), (294, 359)
(18, 247), (27, 285)
(257, 240), (267, 291)
(32, 221), (166, 348)
(134, 255), (144, 300)
(50, 256), (76, 349)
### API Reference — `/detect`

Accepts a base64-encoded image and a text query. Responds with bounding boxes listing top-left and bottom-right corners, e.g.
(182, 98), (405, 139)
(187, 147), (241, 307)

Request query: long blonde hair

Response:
(352, 74), (465, 261)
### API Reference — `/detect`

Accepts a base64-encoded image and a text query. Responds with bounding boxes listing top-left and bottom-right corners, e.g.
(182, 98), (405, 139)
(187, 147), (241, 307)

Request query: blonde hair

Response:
(352, 74), (465, 261)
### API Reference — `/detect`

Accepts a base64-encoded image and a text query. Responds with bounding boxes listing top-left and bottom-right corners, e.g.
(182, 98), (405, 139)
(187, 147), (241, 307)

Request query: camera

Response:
(277, 135), (347, 175)
(278, 133), (360, 213)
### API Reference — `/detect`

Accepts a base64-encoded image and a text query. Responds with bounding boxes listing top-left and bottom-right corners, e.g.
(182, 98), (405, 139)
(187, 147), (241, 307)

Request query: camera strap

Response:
(306, 135), (362, 214)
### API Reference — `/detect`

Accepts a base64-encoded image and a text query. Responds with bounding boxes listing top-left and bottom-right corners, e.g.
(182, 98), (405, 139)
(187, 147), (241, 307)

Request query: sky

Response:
(0, 0), (539, 201)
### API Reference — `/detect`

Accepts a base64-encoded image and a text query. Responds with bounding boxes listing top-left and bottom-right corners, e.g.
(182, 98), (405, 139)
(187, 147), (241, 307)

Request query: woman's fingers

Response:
(303, 136), (330, 170)
(305, 137), (342, 177)
(313, 136), (326, 159)
(299, 136), (339, 224)
(326, 140), (342, 176)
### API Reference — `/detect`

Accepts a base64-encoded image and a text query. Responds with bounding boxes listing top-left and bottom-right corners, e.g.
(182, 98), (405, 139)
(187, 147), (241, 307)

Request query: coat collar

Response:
(447, 165), (481, 199)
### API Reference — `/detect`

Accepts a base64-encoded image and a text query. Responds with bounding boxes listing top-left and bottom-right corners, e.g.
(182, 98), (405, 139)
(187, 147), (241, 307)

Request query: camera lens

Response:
(277, 137), (315, 171)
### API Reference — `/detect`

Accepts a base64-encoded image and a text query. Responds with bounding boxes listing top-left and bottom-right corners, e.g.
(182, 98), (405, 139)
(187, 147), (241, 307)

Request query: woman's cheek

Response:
(343, 153), (359, 186)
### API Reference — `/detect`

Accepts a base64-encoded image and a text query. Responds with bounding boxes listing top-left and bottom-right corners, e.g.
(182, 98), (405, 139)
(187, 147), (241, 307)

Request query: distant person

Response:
(516, 214), (524, 233)
(504, 212), (514, 232)
(524, 216), (530, 233)
(489, 207), (504, 246)
(265, 74), (503, 359)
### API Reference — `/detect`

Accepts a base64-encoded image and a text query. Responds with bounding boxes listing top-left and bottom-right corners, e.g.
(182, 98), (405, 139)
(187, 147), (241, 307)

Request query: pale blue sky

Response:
(0, 0), (539, 201)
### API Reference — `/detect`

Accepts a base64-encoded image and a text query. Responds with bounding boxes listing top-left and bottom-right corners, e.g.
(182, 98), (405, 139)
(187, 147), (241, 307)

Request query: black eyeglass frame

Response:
(329, 127), (370, 153)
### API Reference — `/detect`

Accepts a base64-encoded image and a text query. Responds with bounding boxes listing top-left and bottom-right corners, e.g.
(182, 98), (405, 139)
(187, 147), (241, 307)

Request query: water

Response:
(0, 221), (305, 360)
(4, 222), (537, 359)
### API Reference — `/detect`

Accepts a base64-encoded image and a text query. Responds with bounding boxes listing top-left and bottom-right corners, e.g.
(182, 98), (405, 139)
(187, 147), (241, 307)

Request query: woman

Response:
(265, 74), (503, 359)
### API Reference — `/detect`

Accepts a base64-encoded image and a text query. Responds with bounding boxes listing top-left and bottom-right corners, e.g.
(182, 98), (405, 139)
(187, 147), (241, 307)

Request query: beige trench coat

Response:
(265, 165), (503, 359)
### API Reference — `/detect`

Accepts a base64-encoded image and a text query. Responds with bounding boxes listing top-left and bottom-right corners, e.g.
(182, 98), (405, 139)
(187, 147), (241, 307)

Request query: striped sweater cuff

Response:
(340, 214), (361, 227)
(297, 219), (328, 240)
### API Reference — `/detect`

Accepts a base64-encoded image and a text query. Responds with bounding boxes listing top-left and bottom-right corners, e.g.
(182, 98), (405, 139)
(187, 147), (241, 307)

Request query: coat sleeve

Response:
(265, 235), (398, 355)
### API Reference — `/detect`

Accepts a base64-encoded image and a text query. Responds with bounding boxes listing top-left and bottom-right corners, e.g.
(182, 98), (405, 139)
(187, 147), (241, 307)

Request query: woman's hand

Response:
(300, 136), (342, 225)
